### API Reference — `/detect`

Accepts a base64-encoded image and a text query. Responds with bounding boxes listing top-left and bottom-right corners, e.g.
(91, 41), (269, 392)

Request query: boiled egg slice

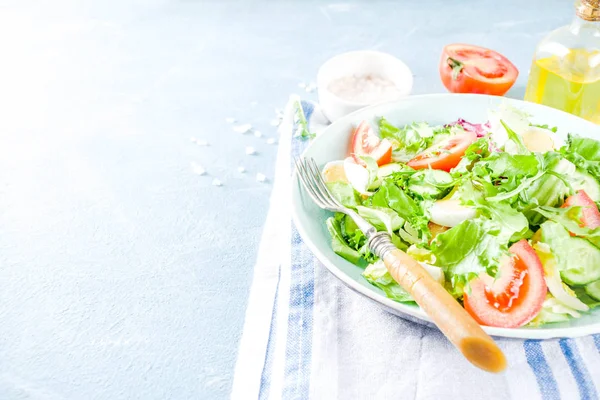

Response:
(322, 160), (348, 183)
(521, 126), (562, 152)
(343, 157), (373, 195)
(429, 199), (476, 228)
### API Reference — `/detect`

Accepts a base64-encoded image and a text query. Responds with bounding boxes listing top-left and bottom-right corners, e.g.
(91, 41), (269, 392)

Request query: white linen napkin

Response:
(231, 97), (600, 400)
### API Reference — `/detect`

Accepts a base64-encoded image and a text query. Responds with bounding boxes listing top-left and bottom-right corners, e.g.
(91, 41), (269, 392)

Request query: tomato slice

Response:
(463, 240), (547, 328)
(562, 190), (600, 230)
(439, 44), (518, 96)
(406, 131), (477, 171)
(350, 121), (392, 166)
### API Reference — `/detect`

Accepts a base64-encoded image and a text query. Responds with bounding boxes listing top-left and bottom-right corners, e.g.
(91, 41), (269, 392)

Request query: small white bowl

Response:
(317, 50), (413, 122)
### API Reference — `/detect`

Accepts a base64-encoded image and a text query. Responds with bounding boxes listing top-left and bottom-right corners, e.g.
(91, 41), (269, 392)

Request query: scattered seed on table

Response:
(266, 138), (277, 145)
(233, 123), (252, 133)
(238, 166), (246, 173)
(253, 130), (263, 138)
(245, 146), (257, 155)
(191, 162), (206, 176)
(212, 178), (223, 187)
(305, 82), (317, 93)
(196, 140), (209, 146)
(256, 173), (267, 183)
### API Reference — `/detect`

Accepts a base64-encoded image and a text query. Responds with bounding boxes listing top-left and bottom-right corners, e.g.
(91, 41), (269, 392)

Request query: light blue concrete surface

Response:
(0, 1), (571, 399)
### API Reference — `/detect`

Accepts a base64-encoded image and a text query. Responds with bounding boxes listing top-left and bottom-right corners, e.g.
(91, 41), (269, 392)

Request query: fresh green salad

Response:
(321, 104), (600, 328)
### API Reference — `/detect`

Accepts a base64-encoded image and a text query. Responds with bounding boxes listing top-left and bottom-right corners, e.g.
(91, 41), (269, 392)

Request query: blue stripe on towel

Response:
(594, 335), (600, 352)
(524, 340), (560, 400)
(281, 101), (316, 399)
(283, 226), (314, 399)
(559, 338), (598, 400)
(258, 266), (282, 399)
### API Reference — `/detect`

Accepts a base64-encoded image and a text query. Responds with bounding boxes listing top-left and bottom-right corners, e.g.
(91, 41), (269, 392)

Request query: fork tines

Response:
(294, 157), (342, 211)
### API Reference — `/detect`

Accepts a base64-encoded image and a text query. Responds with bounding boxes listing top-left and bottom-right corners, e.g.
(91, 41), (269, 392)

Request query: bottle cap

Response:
(576, 0), (600, 21)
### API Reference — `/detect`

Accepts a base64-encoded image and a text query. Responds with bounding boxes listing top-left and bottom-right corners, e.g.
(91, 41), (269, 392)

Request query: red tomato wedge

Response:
(439, 44), (518, 96)
(406, 131), (477, 171)
(562, 190), (600, 230)
(350, 121), (392, 166)
(463, 240), (547, 328)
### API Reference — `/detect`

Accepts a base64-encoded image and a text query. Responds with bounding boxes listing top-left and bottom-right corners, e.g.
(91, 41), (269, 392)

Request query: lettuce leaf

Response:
(327, 182), (360, 208)
(371, 180), (431, 242)
(326, 217), (362, 265)
(356, 206), (404, 235)
(562, 134), (600, 182)
(430, 218), (507, 297)
(363, 261), (414, 303)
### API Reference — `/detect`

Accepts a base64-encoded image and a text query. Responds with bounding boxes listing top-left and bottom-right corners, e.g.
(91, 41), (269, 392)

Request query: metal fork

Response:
(294, 157), (507, 373)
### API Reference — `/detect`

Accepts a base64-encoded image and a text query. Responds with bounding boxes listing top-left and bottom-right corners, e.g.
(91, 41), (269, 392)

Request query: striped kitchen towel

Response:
(231, 97), (600, 400)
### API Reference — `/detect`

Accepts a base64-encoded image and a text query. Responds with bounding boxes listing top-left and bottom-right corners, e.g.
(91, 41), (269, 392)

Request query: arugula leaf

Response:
(562, 134), (600, 181)
(293, 99), (315, 140)
(521, 155), (574, 225)
(532, 124), (558, 133)
(501, 120), (529, 154)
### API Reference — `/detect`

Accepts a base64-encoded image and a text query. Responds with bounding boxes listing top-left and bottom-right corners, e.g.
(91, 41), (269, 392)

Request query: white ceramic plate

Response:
(291, 93), (600, 339)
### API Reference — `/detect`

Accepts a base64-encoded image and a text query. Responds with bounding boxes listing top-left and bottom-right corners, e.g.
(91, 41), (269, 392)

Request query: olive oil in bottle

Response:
(524, 0), (600, 124)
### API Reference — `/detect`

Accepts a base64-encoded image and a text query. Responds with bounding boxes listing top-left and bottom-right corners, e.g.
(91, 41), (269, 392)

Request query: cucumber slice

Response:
(572, 168), (600, 202)
(408, 170), (454, 199)
(377, 163), (404, 179)
(540, 221), (600, 286)
(585, 280), (600, 301)
(558, 237), (600, 286)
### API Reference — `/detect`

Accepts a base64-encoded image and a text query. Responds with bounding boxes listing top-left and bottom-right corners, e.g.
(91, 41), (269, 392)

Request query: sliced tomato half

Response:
(463, 240), (547, 328)
(350, 121), (392, 166)
(440, 44), (518, 96)
(406, 131), (477, 172)
(562, 190), (600, 230)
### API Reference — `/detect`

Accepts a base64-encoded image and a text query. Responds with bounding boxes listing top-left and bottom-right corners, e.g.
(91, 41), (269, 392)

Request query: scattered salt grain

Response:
(191, 162), (206, 176)
(233, 123), (252, 133)
(196, 140), (209, 146)
(253, 130), (263, 138)
(270, 119), (281, 127)
(212, 178), (223, 187)
(266, 138), (277, 145)
(245, 146), (257, 155)
(305, 82), (317, 93)
(238, 166), (246, 173)
(190, 136), (198, 143)
(328, 74), (402, 104)
(225, 117), (236, 124)
(256, 173), (267, 183)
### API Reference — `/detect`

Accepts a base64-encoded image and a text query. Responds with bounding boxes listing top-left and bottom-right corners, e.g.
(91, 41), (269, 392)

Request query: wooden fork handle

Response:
(383, 249), (507, 373)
